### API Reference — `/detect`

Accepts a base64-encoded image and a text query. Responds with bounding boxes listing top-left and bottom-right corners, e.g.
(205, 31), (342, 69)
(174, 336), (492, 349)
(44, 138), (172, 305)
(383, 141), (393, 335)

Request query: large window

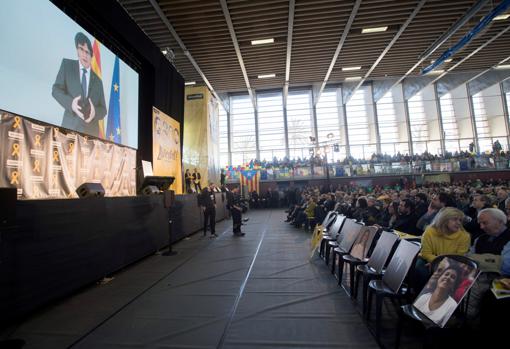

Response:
(230, 95), (256, 165)
(346, 88), (376, 159)
(408, 92), (429, 154)
(316, 87), (346, 161)
(215, 82), (509, 166)
(257, 92), (286, 161)
(472, 92), (492, 152)
(377, 90), (399, 155)
(287, 90), (314, 159)
(439, 93), (460, 153)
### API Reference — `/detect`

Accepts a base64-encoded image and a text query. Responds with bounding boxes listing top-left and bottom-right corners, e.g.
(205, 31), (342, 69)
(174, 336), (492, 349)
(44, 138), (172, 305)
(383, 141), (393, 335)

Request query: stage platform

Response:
(0, 192), (228, 327)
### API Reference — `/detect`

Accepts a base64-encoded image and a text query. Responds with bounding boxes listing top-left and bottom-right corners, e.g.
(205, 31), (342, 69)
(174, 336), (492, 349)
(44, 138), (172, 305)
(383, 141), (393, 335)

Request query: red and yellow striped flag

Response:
(90, 39), (105, 139)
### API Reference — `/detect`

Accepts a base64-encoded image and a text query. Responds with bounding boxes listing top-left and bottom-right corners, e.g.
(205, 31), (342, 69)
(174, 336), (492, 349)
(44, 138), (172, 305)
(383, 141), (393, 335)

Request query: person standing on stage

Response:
(227, 186), (245, 237)
(199, 183), (216, 238)
(184, 169), (193, 193)
(193, 168), (202, 192)
(220, 169), (226, 187)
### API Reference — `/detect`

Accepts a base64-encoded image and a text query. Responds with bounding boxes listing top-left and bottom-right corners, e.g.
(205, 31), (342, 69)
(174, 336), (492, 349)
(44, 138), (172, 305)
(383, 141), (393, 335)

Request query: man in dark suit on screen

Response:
(52, 32), (106, 137)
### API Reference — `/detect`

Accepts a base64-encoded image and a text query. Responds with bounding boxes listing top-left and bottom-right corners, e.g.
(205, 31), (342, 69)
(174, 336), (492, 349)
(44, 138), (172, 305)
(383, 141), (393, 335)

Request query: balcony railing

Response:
(225, 157), (509, 182)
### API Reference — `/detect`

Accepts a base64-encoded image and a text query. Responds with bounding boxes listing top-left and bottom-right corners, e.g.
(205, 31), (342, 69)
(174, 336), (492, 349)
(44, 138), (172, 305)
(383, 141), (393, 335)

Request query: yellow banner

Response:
(152, 107), (182, 194)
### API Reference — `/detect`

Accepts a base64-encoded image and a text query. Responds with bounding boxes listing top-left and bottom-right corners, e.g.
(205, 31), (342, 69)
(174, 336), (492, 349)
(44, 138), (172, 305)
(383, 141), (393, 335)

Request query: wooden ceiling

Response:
(118, 0), (510, 94)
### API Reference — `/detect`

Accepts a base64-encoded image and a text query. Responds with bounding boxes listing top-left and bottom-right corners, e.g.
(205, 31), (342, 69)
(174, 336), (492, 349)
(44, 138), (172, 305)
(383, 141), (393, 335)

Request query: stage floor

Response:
(2, 209), (380, 349)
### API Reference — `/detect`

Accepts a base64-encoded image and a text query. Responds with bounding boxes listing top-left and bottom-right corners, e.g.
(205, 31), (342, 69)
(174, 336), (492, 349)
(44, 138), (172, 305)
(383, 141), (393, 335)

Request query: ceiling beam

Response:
(379, 0), (488, 100)
(219, 0), (257, 110)
(313, 0), (361, 106)
(345, 0), (427, 104)
(423, 25), (510, 93)
(283, 0), (295, 109)
(147, 0), (227, 109)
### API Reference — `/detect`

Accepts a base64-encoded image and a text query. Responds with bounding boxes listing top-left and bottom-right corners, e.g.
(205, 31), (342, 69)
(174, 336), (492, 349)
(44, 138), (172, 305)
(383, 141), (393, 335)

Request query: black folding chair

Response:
(366, 239), (421, 342)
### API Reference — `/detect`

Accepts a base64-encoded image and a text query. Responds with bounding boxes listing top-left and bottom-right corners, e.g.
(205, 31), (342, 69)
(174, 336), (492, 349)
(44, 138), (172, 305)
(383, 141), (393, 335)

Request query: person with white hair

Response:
(467, 208), (510, 319)
(473, 208), (510, 258)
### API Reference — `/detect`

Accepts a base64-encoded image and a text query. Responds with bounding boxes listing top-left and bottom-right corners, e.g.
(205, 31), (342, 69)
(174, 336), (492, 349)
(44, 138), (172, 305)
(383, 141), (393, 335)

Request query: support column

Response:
(433, 83), (446, 155)
(499, 82), (510, 149)
(402, 84), (414, 156)
(254, 107), (260, 160)
(343, 103), (351, 157)
(371, 82), (382, 154)
(283, 106), (290, 158)
(226, 106), (232, 166)
(466, 83), (480, 153)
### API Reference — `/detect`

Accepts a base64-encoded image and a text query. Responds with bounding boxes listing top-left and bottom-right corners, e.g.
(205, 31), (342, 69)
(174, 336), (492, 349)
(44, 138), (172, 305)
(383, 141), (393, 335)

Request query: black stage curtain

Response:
(0, 193), (227, 327)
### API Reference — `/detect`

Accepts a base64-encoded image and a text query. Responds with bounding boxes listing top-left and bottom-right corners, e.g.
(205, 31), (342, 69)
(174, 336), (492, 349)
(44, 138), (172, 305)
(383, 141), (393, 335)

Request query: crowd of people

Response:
(228, 148), (510, 171)
(280, 178), (510, 328)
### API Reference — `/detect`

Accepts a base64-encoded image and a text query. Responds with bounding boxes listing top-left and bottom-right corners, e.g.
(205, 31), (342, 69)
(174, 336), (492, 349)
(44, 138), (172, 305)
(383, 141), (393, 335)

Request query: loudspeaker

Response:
(76, 182), (105, 198)
(142, 185), (160, 195)
(0, 187), (17, 226)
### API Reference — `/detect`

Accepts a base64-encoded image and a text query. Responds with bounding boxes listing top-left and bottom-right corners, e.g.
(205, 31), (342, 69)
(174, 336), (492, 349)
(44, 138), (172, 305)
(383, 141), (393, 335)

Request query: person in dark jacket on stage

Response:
(227, 186), (245, 236)
(199, 183), (217, 238)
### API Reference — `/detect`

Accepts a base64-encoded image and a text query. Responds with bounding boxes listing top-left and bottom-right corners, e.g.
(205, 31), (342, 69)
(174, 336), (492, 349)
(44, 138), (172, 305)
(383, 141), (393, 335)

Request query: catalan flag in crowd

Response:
(106, 56), (121, 143)
(240, 170), (259, 194)
(90, 40), (105, 139)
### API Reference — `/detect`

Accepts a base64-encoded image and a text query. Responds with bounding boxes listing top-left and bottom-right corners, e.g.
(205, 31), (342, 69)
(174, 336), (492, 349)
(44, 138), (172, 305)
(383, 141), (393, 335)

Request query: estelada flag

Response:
(240, 170), (259, 194)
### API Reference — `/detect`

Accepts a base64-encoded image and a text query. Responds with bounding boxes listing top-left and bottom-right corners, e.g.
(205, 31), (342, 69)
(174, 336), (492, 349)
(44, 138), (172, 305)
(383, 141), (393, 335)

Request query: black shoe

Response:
(242, 218), (249, 222)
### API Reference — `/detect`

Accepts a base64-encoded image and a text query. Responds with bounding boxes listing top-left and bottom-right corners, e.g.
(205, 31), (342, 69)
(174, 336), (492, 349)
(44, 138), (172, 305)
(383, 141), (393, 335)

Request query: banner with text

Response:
(0, 110), (136, 199)
(152, 107), (182, 194)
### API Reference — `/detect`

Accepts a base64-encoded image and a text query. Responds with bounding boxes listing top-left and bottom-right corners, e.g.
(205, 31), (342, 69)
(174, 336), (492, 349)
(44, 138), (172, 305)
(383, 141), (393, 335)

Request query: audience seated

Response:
(279, 178), (510, 345)
(467, 208), (510, 319)
(414, 207), (471, 290)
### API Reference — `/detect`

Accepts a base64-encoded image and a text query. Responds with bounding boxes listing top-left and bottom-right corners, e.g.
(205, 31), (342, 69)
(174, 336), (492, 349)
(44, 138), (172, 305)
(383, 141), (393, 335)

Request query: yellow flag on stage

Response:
(310, 224), (323, 259)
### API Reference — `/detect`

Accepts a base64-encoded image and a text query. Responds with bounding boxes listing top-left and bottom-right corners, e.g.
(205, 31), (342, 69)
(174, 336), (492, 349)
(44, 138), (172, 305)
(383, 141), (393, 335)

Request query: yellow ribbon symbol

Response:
(11, 143), (20, 157)
(33, 159), (41, 173)
(33, 184), (40, 198)
(13, 116), (21, 129)
(35, 134), (41, 147)
(53, 150), (59, 162)
(68, 142), (75, 154)
(53, 128), (59, 138)
(10, 171), (19, 185)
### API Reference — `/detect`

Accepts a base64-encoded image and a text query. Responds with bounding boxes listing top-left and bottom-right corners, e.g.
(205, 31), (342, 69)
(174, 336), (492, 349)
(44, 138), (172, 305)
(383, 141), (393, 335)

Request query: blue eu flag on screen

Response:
(106, 57), (121, 143)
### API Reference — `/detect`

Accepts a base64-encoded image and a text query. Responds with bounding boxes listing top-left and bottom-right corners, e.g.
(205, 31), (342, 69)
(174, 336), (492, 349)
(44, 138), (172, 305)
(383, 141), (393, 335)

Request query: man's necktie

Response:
(81, 68), (87, 98)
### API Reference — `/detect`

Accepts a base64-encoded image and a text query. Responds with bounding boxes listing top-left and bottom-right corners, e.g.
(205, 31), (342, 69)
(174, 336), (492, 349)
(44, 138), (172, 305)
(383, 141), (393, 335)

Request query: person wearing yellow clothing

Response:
(415, 207), (471, 290)
(420, 207), (471, 263)
(304, 196), (317, 231)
